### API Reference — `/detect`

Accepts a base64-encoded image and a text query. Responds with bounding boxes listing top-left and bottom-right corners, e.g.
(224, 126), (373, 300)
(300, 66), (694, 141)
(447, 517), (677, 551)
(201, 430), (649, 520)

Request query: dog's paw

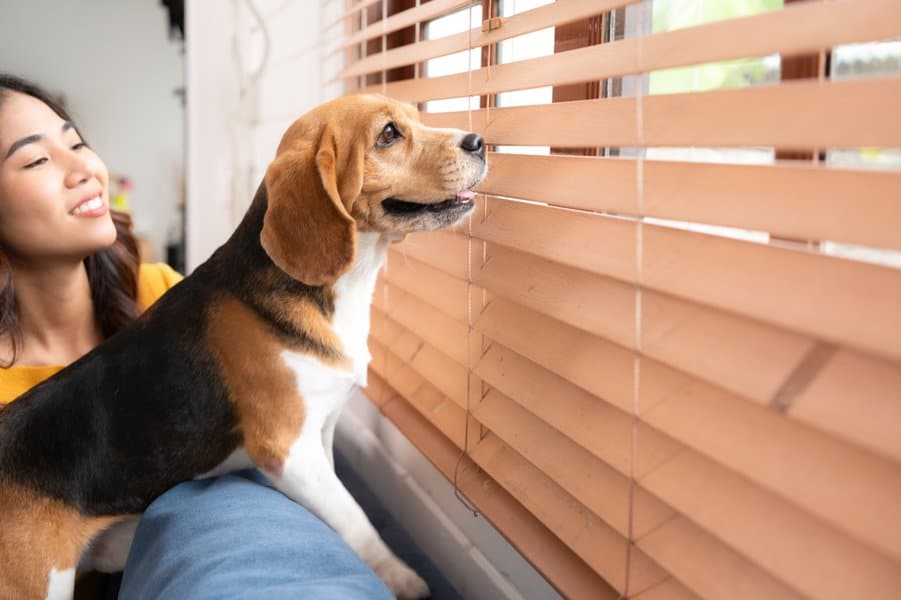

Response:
(81, 517), (139, 573)
(373, 556), (430, 599)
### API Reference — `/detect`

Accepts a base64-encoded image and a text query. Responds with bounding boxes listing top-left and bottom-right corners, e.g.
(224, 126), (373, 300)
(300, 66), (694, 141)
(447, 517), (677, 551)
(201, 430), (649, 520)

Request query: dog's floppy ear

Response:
(261, 127), (364, 286)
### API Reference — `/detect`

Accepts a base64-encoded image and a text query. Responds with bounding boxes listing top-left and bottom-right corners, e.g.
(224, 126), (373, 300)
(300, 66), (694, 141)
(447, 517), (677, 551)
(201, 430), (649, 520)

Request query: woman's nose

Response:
(63, 152), (95, 188)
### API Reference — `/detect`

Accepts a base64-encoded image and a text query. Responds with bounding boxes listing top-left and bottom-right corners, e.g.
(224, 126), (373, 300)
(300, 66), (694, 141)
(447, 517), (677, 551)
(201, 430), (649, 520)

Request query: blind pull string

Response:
(371, 0), (389, 338)
(380, 0), (387, 96)
(378, 3), (389, 348)
(452, 0), (481, 518)
(414, 0), (421, 83)
(622, 2), (648, 597)
(485, 0), (493, 130)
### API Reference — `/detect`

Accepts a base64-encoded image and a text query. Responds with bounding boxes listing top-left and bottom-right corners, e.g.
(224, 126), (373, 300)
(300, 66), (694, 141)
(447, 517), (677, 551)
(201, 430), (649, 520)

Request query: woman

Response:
(0, 74), (393, 599)
(0, 76), (181, 399)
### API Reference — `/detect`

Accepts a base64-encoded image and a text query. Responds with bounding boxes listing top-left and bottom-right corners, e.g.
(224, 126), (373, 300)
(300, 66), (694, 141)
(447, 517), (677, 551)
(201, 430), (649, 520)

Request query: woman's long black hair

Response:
(0, 74), (141, 367)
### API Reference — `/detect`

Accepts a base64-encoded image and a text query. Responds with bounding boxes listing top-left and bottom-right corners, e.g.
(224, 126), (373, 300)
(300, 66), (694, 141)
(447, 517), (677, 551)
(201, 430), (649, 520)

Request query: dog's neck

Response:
(205, 186), (391, 383)
(332, 231), (392, 386)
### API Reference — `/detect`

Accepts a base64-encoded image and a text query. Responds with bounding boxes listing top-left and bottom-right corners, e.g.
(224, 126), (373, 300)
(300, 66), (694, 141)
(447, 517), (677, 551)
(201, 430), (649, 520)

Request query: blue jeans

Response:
(117, 470), (392, 600)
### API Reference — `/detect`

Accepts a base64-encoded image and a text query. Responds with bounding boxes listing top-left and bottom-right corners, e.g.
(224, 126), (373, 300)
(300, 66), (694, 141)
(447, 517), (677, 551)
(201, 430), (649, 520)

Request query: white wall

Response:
(186, 0), (344, 269)
(184, 0), (241, 269)
(0, 0), (184, 261)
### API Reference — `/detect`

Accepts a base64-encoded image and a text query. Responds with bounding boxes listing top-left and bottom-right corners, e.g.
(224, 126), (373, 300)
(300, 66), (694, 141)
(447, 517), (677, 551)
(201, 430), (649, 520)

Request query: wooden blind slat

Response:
(371, 299), (426, 360)
(475, 342), (630, 472)
(637, 515), (802, 600)
(474, 389), (634, 537)
(422, 97), (640, 148)
(642, 0), (901, 75)
(632, 579), (700, 600)
(640, 443), (901, 600)
(336, 0), (638, 80)
(374, 281), (469, 365)
(361, 367), (395, 407)
(644, 293), (901, 464)
(468, 431), (634, 592)
(421, 78), (901, 149)
(371, 0), (901, 100)
(384, 250), (469, 323)
(476, 342), (684, 479)
(468, 430), (668, 596)
(395, 230), (469, 280)
(474, 244), (637, 348)
(473, 197), (638, 282)
(643, 224), (901, 362)
(371, 309), (469, 408)
(476, 388), (682, 544)
(475, 298), (635, 414)
(481, 153), (639, 215)
(341, 0), (473, 49)
(370, 339), (433, 406)
(642, 77), (901, 150)
(369, 338), (472, 448)
(642, 291), (814, 407)
(335, 0), (381, 24)
(641, 359), (901, 563)
(791, 349), (901, 465)
(643, 160), (901, 251)
(480, 154), (901, 251)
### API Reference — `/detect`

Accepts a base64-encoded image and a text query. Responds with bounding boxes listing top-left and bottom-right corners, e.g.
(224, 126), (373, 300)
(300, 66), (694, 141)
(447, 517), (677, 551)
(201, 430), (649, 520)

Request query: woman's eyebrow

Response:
(4, 121), (75, 159)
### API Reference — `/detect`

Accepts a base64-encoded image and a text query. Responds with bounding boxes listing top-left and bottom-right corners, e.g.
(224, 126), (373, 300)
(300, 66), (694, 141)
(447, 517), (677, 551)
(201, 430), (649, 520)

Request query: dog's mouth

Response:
(382, 189), (476, 216)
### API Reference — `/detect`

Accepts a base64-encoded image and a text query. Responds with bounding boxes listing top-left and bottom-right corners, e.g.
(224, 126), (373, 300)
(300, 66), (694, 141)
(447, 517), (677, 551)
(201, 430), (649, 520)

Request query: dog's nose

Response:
(460, 133), (485, 159)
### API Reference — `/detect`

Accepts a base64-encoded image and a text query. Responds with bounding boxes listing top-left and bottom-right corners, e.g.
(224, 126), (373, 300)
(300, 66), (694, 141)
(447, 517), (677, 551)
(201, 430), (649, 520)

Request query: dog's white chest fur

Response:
(329, 231), (391, 387)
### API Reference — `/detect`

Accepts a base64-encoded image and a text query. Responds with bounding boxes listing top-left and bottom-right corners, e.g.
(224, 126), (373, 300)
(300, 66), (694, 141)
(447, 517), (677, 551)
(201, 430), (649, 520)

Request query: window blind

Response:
(333, 0), (901, 597)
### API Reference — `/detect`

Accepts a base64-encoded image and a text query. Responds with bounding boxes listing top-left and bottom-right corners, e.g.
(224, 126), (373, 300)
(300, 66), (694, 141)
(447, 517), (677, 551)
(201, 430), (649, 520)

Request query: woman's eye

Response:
(24, 157), (48, 169)
(377, 123), (401, 147)
(72, 142), (87, 151)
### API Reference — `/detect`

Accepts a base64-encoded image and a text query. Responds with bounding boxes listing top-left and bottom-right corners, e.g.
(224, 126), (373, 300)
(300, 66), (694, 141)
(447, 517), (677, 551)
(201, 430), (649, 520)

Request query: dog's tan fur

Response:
(205, 297), (311, 475)
(0, 482), (121, 598)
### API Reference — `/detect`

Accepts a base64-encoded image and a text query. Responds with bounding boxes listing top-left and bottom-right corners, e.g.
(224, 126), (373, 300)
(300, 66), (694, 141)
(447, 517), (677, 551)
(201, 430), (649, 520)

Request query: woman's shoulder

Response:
(137, 263), (184, 310)
(0, 364), (63, 405)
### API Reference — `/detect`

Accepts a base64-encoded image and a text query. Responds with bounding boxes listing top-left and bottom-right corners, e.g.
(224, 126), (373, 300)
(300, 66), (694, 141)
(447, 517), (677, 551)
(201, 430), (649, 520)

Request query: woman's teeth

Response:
(72, 196), (103, 215)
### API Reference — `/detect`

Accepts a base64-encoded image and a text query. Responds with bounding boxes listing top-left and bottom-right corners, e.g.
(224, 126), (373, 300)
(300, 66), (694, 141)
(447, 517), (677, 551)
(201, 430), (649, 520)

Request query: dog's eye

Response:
(376, 123), (401, 147)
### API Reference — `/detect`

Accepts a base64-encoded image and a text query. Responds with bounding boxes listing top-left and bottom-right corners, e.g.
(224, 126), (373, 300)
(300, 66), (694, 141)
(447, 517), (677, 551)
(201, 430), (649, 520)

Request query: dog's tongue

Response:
(457, 189), (476, 201)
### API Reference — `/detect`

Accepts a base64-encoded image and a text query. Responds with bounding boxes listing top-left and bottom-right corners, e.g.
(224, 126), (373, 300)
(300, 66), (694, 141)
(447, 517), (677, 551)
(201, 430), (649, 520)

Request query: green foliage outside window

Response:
(649, 0), (783, 95)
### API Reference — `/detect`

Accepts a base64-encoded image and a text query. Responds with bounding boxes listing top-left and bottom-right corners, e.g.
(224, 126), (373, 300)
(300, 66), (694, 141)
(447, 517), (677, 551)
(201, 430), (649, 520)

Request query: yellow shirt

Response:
(0, 263), (183, 405)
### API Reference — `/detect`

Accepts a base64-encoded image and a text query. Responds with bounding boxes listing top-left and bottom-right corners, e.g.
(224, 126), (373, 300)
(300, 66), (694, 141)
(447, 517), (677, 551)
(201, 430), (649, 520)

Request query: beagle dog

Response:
(0, 94), (486, 599)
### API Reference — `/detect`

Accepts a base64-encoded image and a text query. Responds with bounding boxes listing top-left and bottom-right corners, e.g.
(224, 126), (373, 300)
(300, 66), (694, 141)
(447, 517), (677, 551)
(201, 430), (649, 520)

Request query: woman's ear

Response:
(260, 131), (362, 286)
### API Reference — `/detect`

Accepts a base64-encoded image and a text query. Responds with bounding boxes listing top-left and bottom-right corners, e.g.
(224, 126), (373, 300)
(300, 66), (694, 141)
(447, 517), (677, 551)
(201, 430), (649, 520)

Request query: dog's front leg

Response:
(320, 401), (344, 469)
(265, 432), (429, 599)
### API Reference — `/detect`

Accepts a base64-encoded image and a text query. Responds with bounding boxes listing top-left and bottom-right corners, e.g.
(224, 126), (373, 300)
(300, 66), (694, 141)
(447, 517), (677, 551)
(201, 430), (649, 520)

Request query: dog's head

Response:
(261, 94), (486, 286)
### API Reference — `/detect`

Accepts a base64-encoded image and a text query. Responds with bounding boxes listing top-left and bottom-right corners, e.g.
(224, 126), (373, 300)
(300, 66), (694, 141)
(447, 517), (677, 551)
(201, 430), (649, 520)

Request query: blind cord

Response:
(381, 0), (387, 96)
(622, 1), (649, 596)
(452, 0), (482, 518)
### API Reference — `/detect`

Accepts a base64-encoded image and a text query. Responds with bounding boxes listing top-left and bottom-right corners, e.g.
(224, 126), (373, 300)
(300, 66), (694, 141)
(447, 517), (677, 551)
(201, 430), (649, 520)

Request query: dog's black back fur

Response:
(0, 184), (334, 516)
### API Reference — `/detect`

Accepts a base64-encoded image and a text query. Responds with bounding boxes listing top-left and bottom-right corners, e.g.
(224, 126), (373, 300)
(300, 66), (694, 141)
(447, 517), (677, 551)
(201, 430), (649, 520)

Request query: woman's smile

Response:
(69, 193), (107, 217)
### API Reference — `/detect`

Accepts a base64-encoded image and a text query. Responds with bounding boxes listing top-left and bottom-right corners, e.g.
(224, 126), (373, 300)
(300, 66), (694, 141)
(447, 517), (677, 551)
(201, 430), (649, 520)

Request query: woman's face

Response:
(0, 91), (115, 263)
